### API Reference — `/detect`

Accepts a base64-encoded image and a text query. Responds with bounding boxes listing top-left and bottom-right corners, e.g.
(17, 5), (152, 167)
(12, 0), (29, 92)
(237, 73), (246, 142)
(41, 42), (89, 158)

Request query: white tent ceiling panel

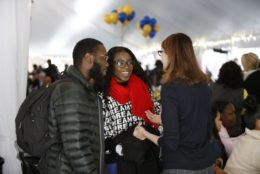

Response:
(29, 0), (260, 57)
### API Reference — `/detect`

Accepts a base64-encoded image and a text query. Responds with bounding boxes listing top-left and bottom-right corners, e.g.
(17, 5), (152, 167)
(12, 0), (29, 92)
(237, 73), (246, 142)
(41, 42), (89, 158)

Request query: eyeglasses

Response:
(114, 60), (135, 68)
(95, 54), (109, 62)
(157, 50), (163, 56)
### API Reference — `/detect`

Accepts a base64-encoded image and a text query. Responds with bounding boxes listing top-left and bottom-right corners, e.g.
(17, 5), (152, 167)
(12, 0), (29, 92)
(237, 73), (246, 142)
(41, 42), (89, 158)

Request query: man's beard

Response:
(89, 62), (106, 92)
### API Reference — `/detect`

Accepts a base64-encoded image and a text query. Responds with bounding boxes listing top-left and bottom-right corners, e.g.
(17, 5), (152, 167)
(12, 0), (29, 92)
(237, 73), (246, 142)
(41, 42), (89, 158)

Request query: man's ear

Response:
(83, 53), (94, 65)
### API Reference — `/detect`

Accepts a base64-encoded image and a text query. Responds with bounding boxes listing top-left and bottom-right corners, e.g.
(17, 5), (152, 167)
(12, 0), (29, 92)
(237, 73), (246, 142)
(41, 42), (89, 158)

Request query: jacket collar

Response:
(243, 68), (260, 80)
(245, 128), (260, 140)
(67, 65), (94, 91)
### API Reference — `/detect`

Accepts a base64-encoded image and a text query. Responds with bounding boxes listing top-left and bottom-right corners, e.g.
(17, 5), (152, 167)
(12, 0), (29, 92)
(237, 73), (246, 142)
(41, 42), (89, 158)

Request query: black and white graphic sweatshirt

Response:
(100, 94), (161, 139)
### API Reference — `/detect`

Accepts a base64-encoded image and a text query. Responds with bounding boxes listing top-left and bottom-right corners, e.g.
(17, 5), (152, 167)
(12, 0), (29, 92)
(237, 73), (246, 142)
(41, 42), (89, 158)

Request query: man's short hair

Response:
(43, 67), (58, 82)
(72, 38), (103, 67)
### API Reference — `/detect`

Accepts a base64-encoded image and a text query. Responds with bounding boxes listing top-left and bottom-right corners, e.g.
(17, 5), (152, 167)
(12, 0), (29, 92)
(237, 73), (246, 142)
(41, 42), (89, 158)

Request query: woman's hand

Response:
(145, 110), (162, 124)
(215, 112), (222, 132)
(134, 123), (160, 145)
(213, 158), (227, 174)
(214, 166), (227, 174)
(133, 123), (146, 140)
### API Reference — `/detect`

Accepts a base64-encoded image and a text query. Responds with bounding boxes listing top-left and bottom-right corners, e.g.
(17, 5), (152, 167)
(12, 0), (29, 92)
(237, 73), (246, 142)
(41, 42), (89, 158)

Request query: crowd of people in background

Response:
(26, 60), (67, 95)
(21, 33), (260, 174)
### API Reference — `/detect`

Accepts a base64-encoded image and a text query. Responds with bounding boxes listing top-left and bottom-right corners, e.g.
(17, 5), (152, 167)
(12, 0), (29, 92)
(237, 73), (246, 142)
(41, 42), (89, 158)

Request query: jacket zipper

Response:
(97, 97), (104, 174)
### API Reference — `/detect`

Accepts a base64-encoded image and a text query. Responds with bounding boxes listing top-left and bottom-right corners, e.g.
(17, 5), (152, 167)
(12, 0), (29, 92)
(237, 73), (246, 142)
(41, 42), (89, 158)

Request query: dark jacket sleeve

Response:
(52, 84), (98, 174)
(207, 89), (213, 139)
(158, 84), (180, 152)
(114, 126), (159, 165)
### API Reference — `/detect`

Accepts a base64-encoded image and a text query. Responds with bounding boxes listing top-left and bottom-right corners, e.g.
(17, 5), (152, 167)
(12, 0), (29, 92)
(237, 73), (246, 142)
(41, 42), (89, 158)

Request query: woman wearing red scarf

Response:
(100, 46), (161, 174)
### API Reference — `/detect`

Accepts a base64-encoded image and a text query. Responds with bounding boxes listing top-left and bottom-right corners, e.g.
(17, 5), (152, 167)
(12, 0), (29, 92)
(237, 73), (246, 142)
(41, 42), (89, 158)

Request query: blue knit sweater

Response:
(158, 81), (220, 170)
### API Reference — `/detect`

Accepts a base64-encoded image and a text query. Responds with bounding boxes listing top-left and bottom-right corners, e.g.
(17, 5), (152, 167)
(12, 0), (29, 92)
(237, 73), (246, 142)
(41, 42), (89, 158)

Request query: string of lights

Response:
(193, 33), (260, 49)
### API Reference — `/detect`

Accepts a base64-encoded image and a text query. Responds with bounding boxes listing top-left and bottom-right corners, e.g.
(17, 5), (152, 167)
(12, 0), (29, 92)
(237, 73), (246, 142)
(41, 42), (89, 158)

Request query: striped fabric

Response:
(162, 166), (214, 174)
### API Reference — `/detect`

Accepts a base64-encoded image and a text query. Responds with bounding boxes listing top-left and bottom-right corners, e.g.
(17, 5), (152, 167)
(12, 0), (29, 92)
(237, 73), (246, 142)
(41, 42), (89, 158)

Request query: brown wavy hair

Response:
(161, 33), (208, 85)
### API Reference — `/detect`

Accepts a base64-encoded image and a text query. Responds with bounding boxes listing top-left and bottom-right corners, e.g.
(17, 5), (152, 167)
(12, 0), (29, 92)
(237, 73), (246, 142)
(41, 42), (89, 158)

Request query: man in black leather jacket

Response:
(40, 38), (109, 174)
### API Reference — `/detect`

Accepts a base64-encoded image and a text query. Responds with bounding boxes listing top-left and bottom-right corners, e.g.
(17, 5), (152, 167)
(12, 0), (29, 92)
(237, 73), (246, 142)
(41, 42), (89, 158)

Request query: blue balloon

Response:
(149, 30), (156, 38)
(143, 15), (151, 25)
(127, 11), (136, 21)
(140, 20), (147, 28)
(140, 15), (151, 28)
(150, 18), (157, 27)
(118, 12), (127, 23)
(144, 16), (150, 21)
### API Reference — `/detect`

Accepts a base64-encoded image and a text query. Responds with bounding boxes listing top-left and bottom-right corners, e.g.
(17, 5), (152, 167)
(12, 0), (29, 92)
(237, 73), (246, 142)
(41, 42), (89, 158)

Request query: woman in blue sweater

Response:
(134, 33), (220, 174)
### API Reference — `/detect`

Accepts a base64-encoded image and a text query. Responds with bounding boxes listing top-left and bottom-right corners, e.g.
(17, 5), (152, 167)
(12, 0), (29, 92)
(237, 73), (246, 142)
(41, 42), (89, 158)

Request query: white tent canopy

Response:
(30, 0), (260, 58)
(1, 1), (260, 173)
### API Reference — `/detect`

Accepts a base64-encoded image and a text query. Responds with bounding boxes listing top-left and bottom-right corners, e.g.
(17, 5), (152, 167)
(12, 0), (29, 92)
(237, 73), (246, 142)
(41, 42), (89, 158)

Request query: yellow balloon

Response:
(122, 20), (129, 27)
(118, 6), (124, 13)
(123, 5), (133, 16)
(143, 24), (152, 33)
(154, 24), (160, 32)
(104, 14), (112, 24)
(143, 31), (149, 37)
(110, 12), (118, 24)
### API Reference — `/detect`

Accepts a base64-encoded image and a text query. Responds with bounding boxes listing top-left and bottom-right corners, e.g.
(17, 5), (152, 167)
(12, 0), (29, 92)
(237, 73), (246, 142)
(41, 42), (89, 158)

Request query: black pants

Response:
(19, 152), (40, 174)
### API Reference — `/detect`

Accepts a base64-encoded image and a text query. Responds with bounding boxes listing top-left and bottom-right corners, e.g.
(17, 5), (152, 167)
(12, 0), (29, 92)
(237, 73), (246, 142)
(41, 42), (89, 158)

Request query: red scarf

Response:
(109, 74), (158, 128)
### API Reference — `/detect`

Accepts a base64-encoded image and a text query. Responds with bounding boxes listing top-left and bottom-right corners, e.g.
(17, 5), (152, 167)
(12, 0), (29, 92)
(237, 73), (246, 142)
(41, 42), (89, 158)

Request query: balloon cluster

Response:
(139, 16), (160, 38)
(104, 5), (136, 27)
